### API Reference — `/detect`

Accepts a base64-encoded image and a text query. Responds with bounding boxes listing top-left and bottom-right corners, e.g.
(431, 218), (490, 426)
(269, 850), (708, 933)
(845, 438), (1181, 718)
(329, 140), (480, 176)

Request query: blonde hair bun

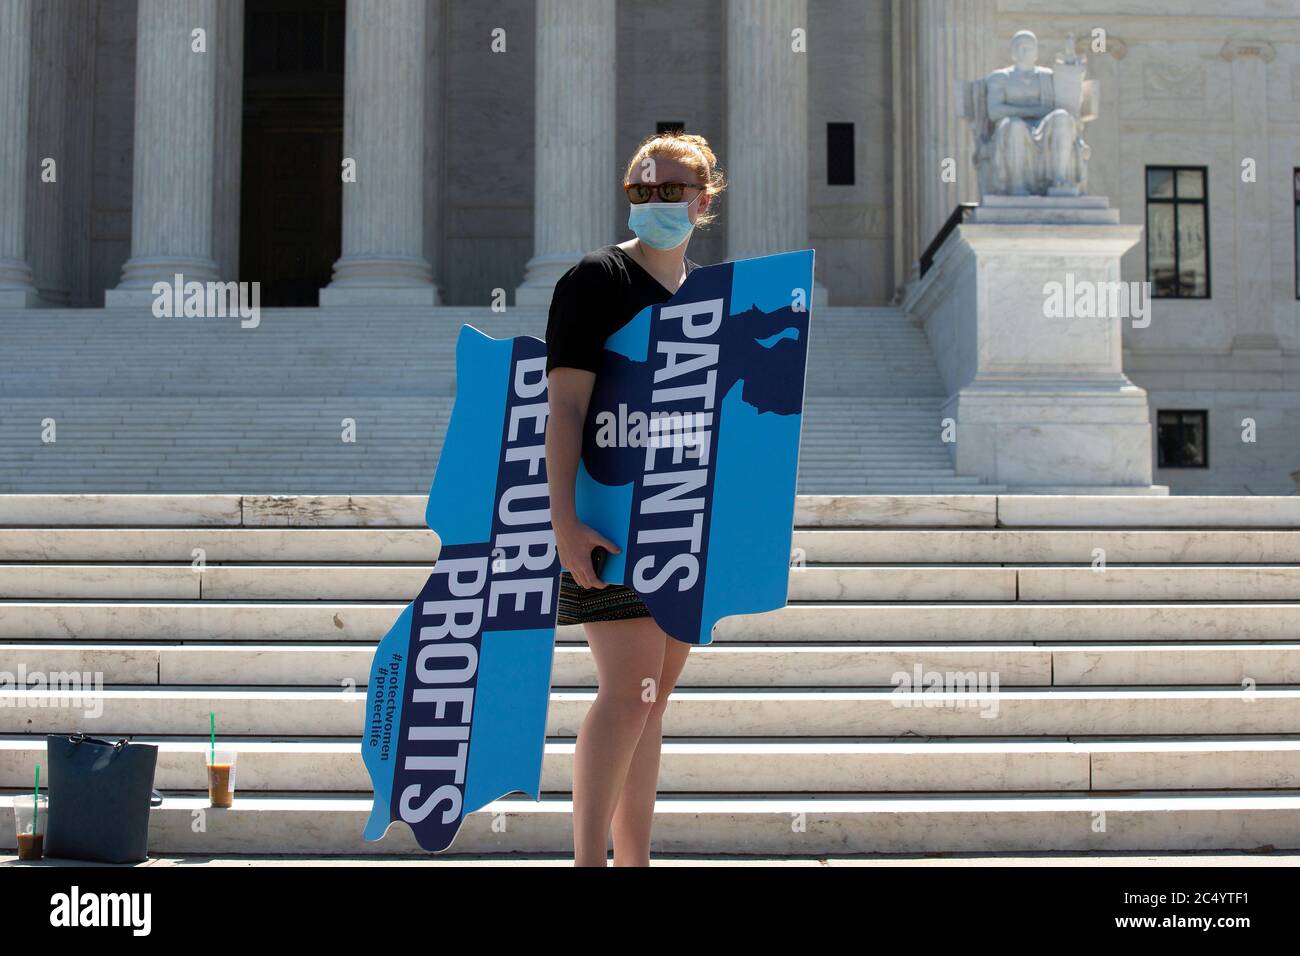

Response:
(624, 130), (727, 228)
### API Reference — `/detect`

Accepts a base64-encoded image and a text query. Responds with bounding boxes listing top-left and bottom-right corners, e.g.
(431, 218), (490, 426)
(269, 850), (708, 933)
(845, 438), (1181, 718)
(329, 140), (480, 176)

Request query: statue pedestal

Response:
(968, 195), (1119, 225)
(905, 199), (1166, 493)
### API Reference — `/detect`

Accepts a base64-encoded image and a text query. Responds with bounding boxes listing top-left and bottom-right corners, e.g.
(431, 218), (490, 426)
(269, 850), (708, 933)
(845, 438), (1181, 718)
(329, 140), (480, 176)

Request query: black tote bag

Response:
(45, 734), (163, 864)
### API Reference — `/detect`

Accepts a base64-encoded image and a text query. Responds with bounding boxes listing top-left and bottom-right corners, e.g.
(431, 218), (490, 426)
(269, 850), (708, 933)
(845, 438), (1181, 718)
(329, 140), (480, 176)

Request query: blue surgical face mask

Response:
(627, 194), (700, 250)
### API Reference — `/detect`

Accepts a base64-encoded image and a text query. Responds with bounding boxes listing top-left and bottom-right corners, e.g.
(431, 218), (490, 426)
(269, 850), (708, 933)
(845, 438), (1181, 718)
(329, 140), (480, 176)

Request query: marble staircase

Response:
(1, 492), (1298, 855)
(0, 306), (996, 495)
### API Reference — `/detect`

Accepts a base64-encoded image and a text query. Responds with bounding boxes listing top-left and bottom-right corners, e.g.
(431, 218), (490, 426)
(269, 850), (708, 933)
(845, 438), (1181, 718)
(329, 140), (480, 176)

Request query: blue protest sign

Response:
(575, 249), (814, 645)
(360, 249), (812, 851)
(362, 329), (559, 853)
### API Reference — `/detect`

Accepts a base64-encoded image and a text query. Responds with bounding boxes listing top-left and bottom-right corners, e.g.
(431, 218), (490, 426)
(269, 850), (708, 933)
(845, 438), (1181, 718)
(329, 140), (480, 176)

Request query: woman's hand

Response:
(554, 516), (620, 590)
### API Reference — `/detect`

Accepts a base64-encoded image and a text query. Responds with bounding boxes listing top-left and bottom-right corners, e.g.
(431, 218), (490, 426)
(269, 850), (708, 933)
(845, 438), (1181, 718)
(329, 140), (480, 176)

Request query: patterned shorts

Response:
(556, 570), (652, 625)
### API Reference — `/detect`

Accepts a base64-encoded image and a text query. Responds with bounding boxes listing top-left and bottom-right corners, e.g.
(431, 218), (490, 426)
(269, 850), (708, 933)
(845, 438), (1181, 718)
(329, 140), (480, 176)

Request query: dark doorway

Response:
(240, 0), (345, 306)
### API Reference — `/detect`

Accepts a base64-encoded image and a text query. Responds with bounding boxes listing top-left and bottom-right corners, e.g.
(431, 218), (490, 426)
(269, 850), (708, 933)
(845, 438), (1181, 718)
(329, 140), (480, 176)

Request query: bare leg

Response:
(571, 617), (667, 866)
(610, 623), (693, 866)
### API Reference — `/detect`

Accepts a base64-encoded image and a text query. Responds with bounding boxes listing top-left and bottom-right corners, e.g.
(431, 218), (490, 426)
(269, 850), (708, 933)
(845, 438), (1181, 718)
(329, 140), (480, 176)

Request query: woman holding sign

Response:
(545, 131), (727, 867)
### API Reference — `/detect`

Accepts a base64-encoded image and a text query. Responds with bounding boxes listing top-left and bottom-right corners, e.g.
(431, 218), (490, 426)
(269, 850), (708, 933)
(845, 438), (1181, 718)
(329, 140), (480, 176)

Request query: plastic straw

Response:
(210, 712), (216, 765)
(33, 764), (40, 831)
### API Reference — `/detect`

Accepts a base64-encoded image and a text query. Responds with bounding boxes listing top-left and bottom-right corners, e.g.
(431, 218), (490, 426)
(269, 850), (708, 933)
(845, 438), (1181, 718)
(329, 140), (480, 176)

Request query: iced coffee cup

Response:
(14, 794), (46, 860)
(206, 750), (237, 808)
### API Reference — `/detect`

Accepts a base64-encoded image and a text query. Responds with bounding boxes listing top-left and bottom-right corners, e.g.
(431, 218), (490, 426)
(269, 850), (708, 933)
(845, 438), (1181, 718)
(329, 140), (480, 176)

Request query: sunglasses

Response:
(623, 181), (705, 204)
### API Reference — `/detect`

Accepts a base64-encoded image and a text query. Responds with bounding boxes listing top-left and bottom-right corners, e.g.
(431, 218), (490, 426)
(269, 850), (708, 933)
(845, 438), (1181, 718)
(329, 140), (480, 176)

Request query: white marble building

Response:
(0, 0), (1298, 493)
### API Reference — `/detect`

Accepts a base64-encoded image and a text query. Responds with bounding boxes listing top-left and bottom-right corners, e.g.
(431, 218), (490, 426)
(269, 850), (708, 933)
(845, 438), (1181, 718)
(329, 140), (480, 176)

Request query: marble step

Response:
(8, 387), (946, 401)
(796, 464), (968, 474)
(799, 529), (1300, 562)
(796, 470), (972, 479)
(5, 564), (1295, 602)
(0, 528), (443, 562)
(1017, 567), (1300, 601)
(0, 564), (1014, 601)
(6, 642), (1300, 686)
(0, 494), (412, 526)
(797, 445), (959, 453)
(0, 493), (995, 528)
(0, 425), (452, 444)
(818, 478), (988, 486)
(817, 484), (997, 493)
(0, 429), (456, 441)
(1, 601), (1295, 643)
(801, 478), (979, 488)
(797, 455), (958, 464)
(0, 522), (1138, 567)
(820, 483), (1001, 492)
(3, 686), (1298, 736)
(804, 369), (940, 377)
(0, 642), (1051, 686)
(3, 789), (1298, 854)
(872, 493), (1283, 527)
(998, 496), (1300, 528)
(3, 494), (1293, 530)
(797, 447), (960, 456)
(733, 603), (1300, 642)
(799, 418), (954, 426)
(804, 397), (951, 406)
(2, 479), (1002, 495)
(801, 416), (950, 423)
(5, 735), (1300, 793)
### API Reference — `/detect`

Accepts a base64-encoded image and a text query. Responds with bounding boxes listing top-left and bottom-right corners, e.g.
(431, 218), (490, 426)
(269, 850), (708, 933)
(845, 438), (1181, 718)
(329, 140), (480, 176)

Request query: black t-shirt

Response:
(544, 244), (700, 375)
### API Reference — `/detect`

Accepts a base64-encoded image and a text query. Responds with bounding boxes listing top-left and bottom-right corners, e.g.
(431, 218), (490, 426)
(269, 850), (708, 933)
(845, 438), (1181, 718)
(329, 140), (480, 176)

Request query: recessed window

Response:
(656, 121), (685, 135)
(1293, 169), (1299, 299)
(1157, 410), (1208, 468)
(827, 122), (854, 186)
(1146, 167), (1209, 298)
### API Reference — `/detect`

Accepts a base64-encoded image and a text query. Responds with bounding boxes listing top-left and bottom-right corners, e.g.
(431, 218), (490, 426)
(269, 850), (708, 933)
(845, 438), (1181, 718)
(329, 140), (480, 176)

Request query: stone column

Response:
(514, 0), (616, 307)
(422, 0), (445, 301)
(211, 0), (244, 285)
(60, 0), (97, 307)
(890, 0), (920, 297)
(105, 0), (220, 306)
(1222, 39), (1280, 353)
(914, 0), (995, 248)
(0, 0), (39, 308)
(321, 0), (437, 307)
(725, 0), (825, 303)
(28, 0), (71, 305)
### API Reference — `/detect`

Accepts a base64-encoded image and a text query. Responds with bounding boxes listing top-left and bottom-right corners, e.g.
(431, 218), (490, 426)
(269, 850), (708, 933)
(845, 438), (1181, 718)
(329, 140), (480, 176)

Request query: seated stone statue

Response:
(959, 30), (1096, 197)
